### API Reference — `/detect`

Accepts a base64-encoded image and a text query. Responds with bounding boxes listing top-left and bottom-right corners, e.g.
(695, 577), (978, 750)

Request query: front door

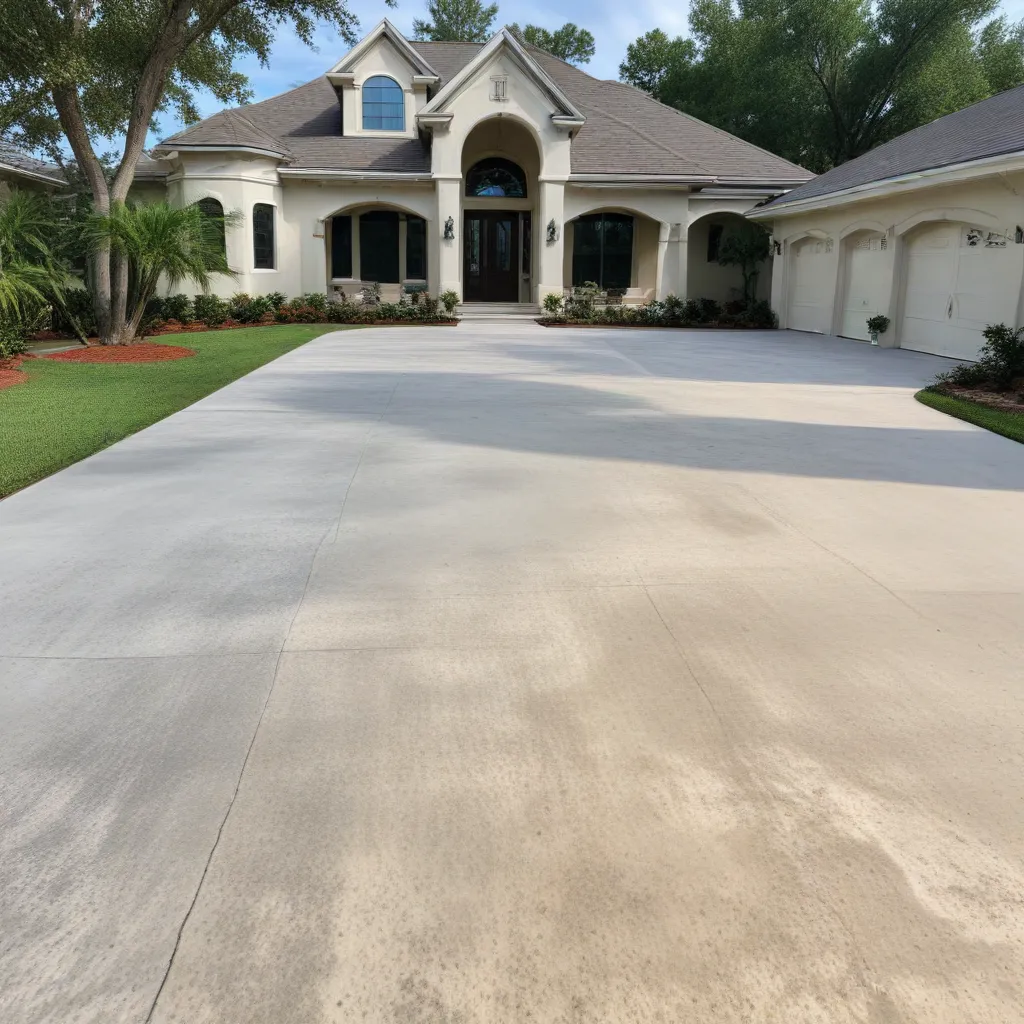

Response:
(464, 212), (519, 302)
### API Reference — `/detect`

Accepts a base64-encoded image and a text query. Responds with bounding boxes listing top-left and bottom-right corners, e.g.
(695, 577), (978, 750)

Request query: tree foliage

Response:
(510, 22), (596, 64)
(620, 0), (1024, 172)
(0, 0), (371, 343)
(715, 222), (771, 304)
(413, 0), (499, 41)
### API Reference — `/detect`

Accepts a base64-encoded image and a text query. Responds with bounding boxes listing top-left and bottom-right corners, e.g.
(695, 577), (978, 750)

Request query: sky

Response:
(150, 0), (1024, 145)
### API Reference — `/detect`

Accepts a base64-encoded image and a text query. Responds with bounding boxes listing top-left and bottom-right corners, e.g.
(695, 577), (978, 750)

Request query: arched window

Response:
(252, 203), (275, 269)
(362, 76), (405, 131)
(196, 197), (226, 258)
(466, 158), (527, 198)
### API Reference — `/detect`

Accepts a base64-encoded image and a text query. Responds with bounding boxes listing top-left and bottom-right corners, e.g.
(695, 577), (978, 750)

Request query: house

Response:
(750, 85), (1024, 359)
(150, 21), (810, 307)
(0, 143), (65, 198)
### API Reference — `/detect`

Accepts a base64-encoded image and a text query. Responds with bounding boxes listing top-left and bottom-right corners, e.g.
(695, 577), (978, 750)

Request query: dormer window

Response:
(362, 76), (405, 131)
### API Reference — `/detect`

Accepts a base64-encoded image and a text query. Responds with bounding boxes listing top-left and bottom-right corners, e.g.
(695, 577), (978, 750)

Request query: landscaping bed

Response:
(537, 319), (772, 329)
(0, 324), (349, 497)
(539, 293), (779, 330)
(45, 343), (196, 363)
(916, 324), (1024, 444)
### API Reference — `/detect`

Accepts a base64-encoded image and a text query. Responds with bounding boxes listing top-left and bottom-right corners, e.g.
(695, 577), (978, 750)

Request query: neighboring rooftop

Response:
(0, 142), (65, 187)
(765, 83), (1024, 209)
(158, 34), (811, 185)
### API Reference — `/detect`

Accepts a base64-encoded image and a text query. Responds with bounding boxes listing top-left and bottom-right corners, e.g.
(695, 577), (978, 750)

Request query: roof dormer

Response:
(327, 19), (439, 139)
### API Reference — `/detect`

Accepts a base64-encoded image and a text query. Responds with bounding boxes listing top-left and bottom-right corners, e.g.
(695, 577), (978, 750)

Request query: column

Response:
(537, 179), (565, 304)
(436, 177), (461, 298)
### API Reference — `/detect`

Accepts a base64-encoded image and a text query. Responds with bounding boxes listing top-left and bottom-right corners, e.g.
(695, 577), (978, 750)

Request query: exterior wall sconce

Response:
(443, 216), (455, 240)
(546, 219), (559, 244)
(313, 219), (325, 239)
(772, 240), (782, 256)
(1016, 225), (1023, 244)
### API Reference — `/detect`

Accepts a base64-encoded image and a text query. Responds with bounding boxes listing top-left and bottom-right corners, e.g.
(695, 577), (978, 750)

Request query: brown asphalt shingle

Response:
(766, 83), (1024, 208)
(159, 36), (810, 183)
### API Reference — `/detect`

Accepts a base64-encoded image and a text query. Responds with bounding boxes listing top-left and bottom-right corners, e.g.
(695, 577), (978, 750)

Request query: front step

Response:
(458, 302), (541, 322)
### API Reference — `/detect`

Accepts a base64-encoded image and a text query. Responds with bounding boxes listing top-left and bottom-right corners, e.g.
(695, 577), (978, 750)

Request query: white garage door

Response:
(839, 233), (888, 341)
(788, 236), (832, 333)
(902, 223), (1019, 360)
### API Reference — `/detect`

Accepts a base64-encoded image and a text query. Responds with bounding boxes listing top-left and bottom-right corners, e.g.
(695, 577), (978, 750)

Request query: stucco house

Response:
(751, 85), (1024, 360)
(148, 21), (810, 308)
(0, 143), (65, 198)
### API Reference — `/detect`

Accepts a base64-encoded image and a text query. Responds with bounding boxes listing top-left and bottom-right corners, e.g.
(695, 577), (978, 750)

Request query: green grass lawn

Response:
(1, 324), (351, 497)
(916, 388), (1024, 445)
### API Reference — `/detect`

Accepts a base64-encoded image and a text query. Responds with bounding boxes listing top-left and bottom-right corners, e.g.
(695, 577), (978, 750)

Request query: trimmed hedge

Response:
(541, 294), (778, 329)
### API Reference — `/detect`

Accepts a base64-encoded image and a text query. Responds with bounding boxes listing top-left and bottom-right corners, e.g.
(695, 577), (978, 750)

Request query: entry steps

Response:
(458, 302), (541, 322)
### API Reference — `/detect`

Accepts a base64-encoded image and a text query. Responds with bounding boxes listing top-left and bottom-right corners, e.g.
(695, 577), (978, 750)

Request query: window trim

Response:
(361, 75), (406, 132)
(252, 202), (276, 270)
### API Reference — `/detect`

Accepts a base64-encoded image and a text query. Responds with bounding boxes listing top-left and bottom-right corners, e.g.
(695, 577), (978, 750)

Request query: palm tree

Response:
(85, 201), (235, 344)
(0, 189), (69, 337)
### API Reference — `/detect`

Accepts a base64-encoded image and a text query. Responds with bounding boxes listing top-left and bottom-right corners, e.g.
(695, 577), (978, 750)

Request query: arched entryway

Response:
(461, 117), (541, 303)
(562, 207), (662, 302)
(686, 212), (771, 305)
(323, 202), (428, 301)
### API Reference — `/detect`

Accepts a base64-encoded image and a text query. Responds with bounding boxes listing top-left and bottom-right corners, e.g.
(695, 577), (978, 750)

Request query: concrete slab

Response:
(3, 323), (1024, 1023)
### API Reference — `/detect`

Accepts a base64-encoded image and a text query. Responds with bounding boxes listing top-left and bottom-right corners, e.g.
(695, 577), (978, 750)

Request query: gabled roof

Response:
(155, 31), (811, 184)
(328, 19), (439, 80)
(763, 83), (1024, 211)
(418, 29), (584, 128)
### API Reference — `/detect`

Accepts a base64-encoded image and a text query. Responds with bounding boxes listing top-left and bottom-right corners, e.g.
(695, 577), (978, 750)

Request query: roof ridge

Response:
(605, 79), (811, 176)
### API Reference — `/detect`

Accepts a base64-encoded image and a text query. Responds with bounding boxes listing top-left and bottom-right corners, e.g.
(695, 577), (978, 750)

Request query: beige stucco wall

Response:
(759, 170), (1024, 355)
(339, 36), (424, 140)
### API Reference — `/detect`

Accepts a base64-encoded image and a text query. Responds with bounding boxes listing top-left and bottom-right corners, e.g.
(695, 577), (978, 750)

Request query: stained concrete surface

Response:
(2, 324), (1024, 1023)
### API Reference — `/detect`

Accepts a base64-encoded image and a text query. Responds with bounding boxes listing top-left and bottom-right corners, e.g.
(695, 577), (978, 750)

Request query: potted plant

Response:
(866, 314), (890, 345)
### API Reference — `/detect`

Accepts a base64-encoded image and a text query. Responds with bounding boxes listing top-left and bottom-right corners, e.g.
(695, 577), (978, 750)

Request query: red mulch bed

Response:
(0, 356), (29, 390)
(936, 383), (1024, 413)
(44, 343), (196, 363)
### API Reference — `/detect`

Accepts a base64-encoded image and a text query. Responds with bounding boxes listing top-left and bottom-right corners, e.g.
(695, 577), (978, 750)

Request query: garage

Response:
(787, 236), (833, 333)
(839, 232), (888, 341)
(901, 222), (1019, 360)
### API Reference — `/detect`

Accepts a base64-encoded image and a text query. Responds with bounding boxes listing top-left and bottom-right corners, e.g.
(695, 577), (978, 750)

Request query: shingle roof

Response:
(0, 142), (65, 184)
(158, 36), (811, 183)
(765, 84), (1024, 209)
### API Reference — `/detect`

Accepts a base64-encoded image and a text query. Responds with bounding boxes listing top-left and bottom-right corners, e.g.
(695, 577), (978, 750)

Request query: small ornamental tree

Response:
(716, 223), (771, 305)
(0, 0), (376, 344)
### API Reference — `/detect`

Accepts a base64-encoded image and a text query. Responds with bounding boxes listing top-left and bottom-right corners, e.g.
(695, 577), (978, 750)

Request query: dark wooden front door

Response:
(464, 212), (519, 302)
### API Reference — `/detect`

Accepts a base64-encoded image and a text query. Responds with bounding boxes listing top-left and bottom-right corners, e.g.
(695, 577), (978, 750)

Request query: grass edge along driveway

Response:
(916, 387), (1024, 445)
(1, 325), (352, 498)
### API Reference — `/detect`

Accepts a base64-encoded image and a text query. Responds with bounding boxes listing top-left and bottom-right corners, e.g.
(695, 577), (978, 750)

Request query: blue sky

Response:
(151, 0), (1024, 144)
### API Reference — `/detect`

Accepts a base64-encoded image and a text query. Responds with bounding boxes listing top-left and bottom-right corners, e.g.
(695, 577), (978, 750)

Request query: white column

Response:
(537, 179), (565, 304)
(657, 221), (687, 299)
(436, 177), (461, 298)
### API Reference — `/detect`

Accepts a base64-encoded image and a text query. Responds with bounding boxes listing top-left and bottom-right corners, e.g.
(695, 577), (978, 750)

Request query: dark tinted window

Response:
(466, 158), (527, 198)
(331, 215), (352, 278)
(197, 197), (226, 257)
(707, 223), (724, 263)
(571, 213), (633, 289)
(253, 203), (275, 269)
(359, 210), (400, 283)
(406, 216), (426, 280)
(363, 76), (405, 131)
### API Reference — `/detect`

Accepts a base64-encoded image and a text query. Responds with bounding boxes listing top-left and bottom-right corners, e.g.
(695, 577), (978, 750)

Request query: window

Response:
(466, 158), (527, 198)
(571, 213), (633, 290)
(707, 223), (724, 263)
(196, 197), (226, 258)
(362, 76), (405, 131)
(359, 210), (400, 283)
(252, 203), (275, 269)
(405, 216), (426, 280)
(490, 76), (507, 101)
(331, 215), (352, 279)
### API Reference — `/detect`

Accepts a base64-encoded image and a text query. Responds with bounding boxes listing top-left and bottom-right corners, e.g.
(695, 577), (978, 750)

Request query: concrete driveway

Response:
(3, 324), (1024, 1024)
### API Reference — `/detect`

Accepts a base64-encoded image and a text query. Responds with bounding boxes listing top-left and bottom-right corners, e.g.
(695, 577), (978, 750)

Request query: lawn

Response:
(916, 388), (1024, 445)
(1, 324), (350, 497)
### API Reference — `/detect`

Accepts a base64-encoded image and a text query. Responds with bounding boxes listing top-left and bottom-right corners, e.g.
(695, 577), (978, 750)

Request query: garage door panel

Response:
(840, 234), (887, 340)
(788, 237), (832, 334)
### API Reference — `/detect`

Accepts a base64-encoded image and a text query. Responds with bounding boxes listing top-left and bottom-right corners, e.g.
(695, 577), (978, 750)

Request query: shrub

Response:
(267, 291), (288, 311)
(977, 323), (1024, 389)
(662, 294), (687, 326)
(0, 314), (29, 358)
(301, 292), (328, 313)
(228, 293), (273, 324)
(698, 298), (721, 322)
(275, 302), (327, 324)
(52, 287), (97, 338)
(682, 298), (702, 323)
(866, 314), (890, 335)
(143, 296), (166, 325)
(163, 293), (194, 324)
(564, 282), (598, 321)
(745, 300), (779, 329)
(542, 292), (564, 316)
(440, 290), (460, 315)
(193, 293), (228, 326)
(361, 282), (382, 307)
(723, 299), (746, 316)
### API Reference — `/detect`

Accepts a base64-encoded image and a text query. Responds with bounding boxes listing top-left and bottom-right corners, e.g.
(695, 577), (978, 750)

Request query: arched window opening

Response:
(362, 76), (405, 131)
(253, 203), (275, 269)
(572, 213), (633, 289)
(196, 197), (226, 258)
(466, 157), (527, 198)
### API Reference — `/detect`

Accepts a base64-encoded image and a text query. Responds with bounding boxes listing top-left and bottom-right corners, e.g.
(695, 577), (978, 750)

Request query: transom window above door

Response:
(466, 158), (527, 198)
(362, 76), (405, 131)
